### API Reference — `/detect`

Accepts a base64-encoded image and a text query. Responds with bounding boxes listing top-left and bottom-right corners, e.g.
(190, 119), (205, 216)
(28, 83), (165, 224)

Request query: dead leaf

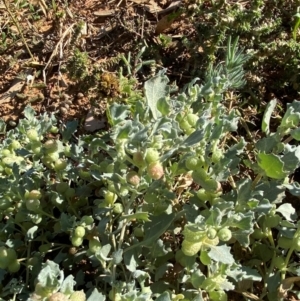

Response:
(84, 110), (106, 132)
(155, 14), (175, 34)
(94, 9), (115, 16)
(129, 0), (150, 4)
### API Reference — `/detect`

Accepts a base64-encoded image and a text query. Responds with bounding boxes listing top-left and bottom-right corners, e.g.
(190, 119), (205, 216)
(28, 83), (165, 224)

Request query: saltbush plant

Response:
(0, 38), (300, 301)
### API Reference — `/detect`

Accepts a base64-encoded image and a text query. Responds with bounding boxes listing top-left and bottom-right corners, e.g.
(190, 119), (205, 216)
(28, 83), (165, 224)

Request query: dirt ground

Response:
(0, 0), (199, 131)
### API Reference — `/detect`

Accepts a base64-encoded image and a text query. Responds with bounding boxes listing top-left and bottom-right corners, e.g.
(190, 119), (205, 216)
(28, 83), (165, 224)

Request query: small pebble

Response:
(61, 93), (69, 101)
(60, 107), (68, 115)
(77, 92), (84, 99)
(63, 103), (70, 110)
(65, 99), (72, 105)
(8, 120), (17, 127)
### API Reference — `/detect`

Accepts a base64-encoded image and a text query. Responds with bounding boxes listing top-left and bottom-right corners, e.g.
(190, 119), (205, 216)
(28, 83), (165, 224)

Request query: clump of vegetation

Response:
(0, 37), (300, 301)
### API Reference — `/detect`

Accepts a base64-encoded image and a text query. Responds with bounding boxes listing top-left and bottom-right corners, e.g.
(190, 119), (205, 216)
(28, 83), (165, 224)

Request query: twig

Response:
(43, 23), (76, 83)
(3, 0), (35, 60)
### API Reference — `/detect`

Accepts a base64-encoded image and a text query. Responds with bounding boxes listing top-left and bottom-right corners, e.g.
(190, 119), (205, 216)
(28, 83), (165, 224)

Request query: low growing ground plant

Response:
(0, 38), (300, 301)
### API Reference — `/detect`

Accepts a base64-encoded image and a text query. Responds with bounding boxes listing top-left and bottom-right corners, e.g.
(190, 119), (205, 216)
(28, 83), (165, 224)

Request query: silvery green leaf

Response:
(155, 291), (172, 301)
(62, 120), (78, 142)
(60, 275), (75, 295)
(276, 203), (297, 221)
(205, 208), (222, 227)
(124, 249), (138, 272)
(255, 181), (286, 204)
(124, 211), (183, 253)
(157, 97), (171, 116)
(266, 272), (281, 294)
(241, 266), (262, 281)
(37, 261), (63, 290)
(232, 229), (251, 247)
(26, 226), (38, 241)
(181, 130), (205, 147)
(23, 105), (36, 121)
(284, 182), (300, 196)
(255, 136), (278, 153)
(114, 120), (132, 139)
(282, 144), (300, 173)
(108, 103), (130, 125)
(208, 245), (234, 264)
(190, 270), (205, 289)
(291, 127), (300, 140)
(144, 70), (169, 120)
(151, 239), (168, 258)
(112, 249), (123, 266)
(262, 99), (277, 134)
(280, 100), (300, 130)
(155, 263), (173, 281)
(87, 288), (106, 301)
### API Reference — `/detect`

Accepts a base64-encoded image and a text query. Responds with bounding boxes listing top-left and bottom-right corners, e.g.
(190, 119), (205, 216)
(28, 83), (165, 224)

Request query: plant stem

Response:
(3, 0), (35, 60)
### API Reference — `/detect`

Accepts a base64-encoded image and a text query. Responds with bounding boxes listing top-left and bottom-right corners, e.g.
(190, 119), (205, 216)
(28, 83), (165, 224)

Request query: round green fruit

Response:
(147, 162), (164, 180)
(217, 228), (232, 242)
(126, 171), (140, 186)
(145, 148), (160, 164)
(8, 260), (20, 273)
(71, 236), (83, 247)
(74, 226), (86, 238)
(10, 140), (21, 150)
(89, 238), (101, 253)
(113, 203), (124, 214)
(185, 156), (200, 171)
(26, 199), (40, 212)
(27, 129), (39, 142)
(133, 151), (145, 168)
(44, 140), (59, 153)
(54, 159), (67, 171)
(104, 190), (117, 205)
(186, 113), (198, 127)
(25, 190), (42, 200)
(81, 215), (94, 226)
(206, 228), (217, 239)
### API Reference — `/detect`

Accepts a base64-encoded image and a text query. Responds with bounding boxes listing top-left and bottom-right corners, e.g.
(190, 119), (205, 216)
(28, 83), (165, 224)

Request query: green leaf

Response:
(276, 203), (296, 221)
(124, 211), (184, 253)
(280, 100), (300, 130)
(144, 70), (169, 120)
(60, 275), (75, 295)
(208, 245), (234, 264)
(112, 249), (123, 265)
(87, 288), (106, 301)
(257, 153), (287, 179)
(62, 120), (78, 142)
(262, 99), (277, 134)
(181, 130), (205, 147)
(190, 270), (205, 289)
(108, 103), (130, 126)
(284, 182), (300, 196)
(23, 105), (36, 121)
(291, 127), (300, 140)
(157, 97), (171, 116)
(37, 261), (63, 290)
(155, 291), (172, 301)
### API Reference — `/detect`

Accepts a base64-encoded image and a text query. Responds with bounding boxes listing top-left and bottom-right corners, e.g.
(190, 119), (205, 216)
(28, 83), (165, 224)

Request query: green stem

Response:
(281, 247), (294, 280)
